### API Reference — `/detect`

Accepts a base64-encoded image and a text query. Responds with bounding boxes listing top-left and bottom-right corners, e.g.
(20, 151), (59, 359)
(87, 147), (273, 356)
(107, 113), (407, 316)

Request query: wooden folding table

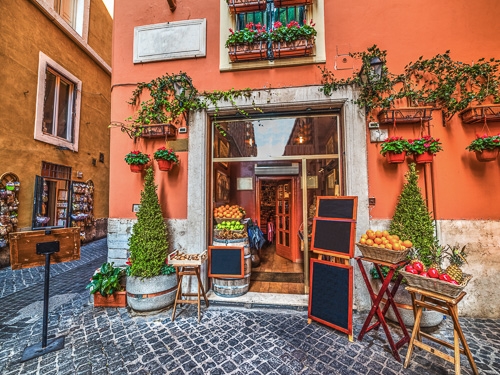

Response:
(403, 287), (479, 375)
(356, 256), (410, 362)
(171, 263), (209, 322)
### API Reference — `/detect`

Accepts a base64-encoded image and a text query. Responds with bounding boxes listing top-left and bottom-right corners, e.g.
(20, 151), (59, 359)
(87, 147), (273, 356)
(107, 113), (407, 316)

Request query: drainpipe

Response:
(166, 0), (177, 12)
(425, 121), (439, 240)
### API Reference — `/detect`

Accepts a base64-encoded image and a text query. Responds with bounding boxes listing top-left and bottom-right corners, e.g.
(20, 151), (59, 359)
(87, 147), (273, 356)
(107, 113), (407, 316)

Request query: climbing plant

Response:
(111, 72), (263, 138)
(320, 45), (500, 121)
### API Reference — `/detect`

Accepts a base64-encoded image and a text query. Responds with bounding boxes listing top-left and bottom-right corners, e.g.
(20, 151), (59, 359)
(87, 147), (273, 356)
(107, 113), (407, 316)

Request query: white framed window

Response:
(54, 0), (86, 36)
(34, 52), (81, 151)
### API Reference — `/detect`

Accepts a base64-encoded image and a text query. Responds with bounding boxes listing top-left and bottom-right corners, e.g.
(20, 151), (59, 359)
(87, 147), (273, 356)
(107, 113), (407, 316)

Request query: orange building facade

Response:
(108, 0), (500, 317)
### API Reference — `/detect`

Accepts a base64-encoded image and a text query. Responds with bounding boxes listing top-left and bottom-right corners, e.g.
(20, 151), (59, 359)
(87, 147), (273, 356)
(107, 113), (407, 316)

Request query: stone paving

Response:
(0, 239), (499, 374)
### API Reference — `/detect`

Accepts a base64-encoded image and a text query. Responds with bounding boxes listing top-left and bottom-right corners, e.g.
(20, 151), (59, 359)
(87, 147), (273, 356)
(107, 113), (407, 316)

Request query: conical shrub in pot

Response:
(126, 166), (177, 311)
(389, 163), (438, 268)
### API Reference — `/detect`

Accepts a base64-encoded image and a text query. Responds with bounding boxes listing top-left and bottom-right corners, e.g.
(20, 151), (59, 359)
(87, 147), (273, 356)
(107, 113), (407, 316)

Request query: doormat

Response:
(250, 272), (304, 284)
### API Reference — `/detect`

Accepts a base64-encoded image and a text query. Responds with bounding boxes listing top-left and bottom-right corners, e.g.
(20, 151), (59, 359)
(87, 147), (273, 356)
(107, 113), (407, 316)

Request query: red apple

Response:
(405, 265), (416, 273)
(419, 271), (428, 278)
(427, 268), (439, 278)
(449, 280), (459, 285)
(439, 273), (452, 282)
(412, 261), (424, 273)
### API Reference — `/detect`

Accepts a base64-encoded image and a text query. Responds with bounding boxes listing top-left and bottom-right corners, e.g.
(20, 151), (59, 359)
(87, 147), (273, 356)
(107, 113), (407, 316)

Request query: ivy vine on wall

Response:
(320, 45), (500, 121)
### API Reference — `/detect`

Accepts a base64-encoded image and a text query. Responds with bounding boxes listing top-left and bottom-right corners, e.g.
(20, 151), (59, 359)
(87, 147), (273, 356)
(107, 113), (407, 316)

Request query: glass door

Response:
(275, 181), (293, 261)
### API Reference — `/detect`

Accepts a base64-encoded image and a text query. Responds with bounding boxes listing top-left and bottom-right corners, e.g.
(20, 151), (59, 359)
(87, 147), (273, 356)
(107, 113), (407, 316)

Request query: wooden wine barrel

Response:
(212, 237), (251, 297)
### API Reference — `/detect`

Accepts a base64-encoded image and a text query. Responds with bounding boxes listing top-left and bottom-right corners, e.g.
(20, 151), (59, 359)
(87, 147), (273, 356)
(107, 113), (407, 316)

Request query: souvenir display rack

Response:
(0, 172), (20, 248)
(70, 180), (95, 240)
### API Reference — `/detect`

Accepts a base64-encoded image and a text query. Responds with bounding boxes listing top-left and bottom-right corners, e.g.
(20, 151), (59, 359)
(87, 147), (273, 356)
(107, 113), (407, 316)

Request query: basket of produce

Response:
(400, 270), (472, 298)
(215, 220), (245, 231)
(214, 228), (248, 240)
(401, 244), (472, 298)
(356, 243), (410, 264)
(213, 204), (246, 223)
(356, 229), (413, 263)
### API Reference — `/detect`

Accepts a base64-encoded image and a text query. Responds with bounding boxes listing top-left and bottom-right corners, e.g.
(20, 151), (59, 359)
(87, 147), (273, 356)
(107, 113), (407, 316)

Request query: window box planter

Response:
(474, 148), (499, 162)
(139, 123), (177, 139)
(273, 0), (313, 7)
(228, 42), (268, 62)
(459, 104), (500, 124)
(378, 107), (434, 125)
(271, 39), (314, 59)
(227, 0), (266, 14)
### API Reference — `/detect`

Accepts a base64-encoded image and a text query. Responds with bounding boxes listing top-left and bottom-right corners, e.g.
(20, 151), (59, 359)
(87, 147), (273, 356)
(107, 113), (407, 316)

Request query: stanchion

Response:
(21, 240), (66, 362)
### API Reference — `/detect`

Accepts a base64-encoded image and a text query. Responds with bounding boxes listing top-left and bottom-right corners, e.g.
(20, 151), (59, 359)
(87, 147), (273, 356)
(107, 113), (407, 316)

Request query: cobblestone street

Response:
(0, 238), (499, 374)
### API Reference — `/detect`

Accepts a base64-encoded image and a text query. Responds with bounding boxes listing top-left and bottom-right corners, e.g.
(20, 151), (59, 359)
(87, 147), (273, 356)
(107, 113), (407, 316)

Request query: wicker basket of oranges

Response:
(356, 229), (412, 264)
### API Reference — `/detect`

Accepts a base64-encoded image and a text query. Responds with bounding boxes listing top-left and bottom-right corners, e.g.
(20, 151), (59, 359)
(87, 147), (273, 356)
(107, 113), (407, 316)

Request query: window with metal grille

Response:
(41, 162), (72, 180)
(236, 3), (307, 31)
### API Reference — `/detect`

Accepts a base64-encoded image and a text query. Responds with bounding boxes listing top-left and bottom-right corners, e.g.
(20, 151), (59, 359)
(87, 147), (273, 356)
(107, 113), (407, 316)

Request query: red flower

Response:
(126, 258), (132, 266)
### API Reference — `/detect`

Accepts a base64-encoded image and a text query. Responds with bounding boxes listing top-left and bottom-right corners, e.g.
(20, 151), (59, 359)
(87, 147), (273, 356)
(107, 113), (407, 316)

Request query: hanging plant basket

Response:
(227, 0), (266, 14)
(413, 151), (435, 164)
(385, 151), (407, 164)
(129, 164), (146, 173)
(474, 148), (499, 162)
(157, 160), (174, 171)
(272, 39), (314, 59)
(228, 42), (268, 62)
(273, 0), (313, 7)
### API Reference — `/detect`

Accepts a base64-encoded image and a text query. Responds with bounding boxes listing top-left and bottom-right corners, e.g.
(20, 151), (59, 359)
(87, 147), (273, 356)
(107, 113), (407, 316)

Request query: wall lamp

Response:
(359, 56), (384, 84)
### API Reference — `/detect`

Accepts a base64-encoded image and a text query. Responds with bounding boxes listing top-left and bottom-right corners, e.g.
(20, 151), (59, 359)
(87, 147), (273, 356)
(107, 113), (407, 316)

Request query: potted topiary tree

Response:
(126, 166), (177, 312)
(385, 163), (442, 327)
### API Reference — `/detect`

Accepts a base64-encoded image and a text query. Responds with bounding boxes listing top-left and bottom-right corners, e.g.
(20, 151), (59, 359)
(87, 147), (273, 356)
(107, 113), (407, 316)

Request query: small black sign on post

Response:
(21, 240), (66, 362)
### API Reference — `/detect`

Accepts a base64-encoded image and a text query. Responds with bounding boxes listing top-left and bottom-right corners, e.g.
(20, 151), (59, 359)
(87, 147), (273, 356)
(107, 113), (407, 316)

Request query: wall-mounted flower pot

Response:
(140, 124), (177, 139)
(93, 291), (127, 308)
(157, 160), (174, 171)
(130, 164), (145, 173)
(272, 39), (314, 59)
(228, 42), (268, 62)
(227, 0), (266, 14)
(474, 148), (499, 162)
(273, 0), (313, 7)
(414, 151), (434, 164)
(385, 151), (407, 164)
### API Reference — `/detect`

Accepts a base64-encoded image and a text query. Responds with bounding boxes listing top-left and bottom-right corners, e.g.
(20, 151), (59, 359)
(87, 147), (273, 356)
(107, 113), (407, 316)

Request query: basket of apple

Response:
(356, 229), (412, 264)
(400, 247), (472, 299)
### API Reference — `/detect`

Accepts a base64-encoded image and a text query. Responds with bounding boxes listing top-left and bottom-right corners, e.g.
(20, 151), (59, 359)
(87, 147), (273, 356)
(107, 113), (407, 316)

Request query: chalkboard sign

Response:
(316, 196), (358, 220)
(311, 218), (356, 257)
(308, 259), (353, 336)
(208, 246), (244, 278)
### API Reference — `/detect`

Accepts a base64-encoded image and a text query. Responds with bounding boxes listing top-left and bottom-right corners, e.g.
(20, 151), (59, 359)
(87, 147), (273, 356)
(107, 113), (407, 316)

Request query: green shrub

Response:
(389, 163), (438, 267)
(128, 167), (170, 278)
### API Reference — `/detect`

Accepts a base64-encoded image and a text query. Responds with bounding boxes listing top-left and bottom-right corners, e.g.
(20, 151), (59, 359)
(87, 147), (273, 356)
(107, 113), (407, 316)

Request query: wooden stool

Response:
(404, 287), (479, 375)
(171, 265), (209, 322)
(356, 257), (410, 362)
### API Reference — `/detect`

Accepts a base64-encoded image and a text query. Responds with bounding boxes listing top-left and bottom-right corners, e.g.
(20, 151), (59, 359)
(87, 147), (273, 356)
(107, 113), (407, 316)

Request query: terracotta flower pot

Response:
(474, 148), (499, 162)
(385, 151), (407, 164)
(130, 164), (145, 173)
(414, 151), (434, 164)
(157, 159), (174, 171)
(93, 291), (127, 308)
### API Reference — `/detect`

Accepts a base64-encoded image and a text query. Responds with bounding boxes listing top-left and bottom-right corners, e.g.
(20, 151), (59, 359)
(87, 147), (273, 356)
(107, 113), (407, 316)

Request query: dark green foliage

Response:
(86, 262), (125, 296)
(389, 163), (438, 267)
(128, 167), (169, 278)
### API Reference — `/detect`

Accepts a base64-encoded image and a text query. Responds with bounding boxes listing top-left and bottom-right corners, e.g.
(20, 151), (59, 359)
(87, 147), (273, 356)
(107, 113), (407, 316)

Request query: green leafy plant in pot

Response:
(126, 166), (177, 312)
(465, 133), (500, 162)
(86, 262), (127, 307)
(380, 136), (410, 163)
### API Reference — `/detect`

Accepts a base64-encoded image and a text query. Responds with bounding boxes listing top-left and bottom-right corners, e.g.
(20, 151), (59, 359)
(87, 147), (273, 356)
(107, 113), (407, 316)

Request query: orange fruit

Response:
(361, 234), (368, 240)
(367, 232), (376, 240)
(392, 235), (400, 240)
(374, 238), (382, 245)
(375, 230), (383, 238)
(382, 230), (390, 237)
(366, 239), (374, 246)
(385, 243), (393, 250)
(403, 240), (413, 248)
(393, 243), (401, 251)
(360, 238), (366, 244)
